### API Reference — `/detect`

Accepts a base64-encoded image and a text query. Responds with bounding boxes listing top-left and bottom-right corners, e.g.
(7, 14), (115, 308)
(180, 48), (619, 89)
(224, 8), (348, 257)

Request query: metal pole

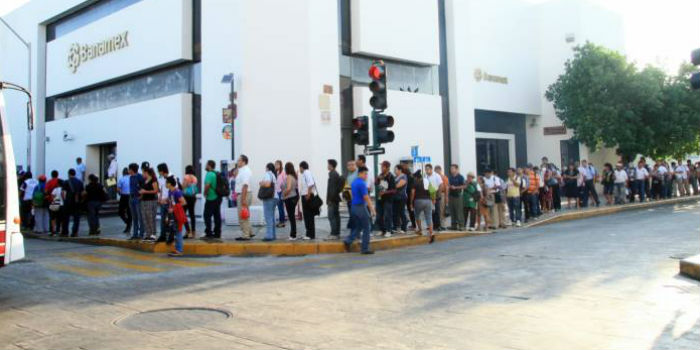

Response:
(230, 74), (235, 161)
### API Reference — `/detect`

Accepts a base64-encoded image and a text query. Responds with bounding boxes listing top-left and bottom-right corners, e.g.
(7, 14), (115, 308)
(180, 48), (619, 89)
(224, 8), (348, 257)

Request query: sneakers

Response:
(235, 237), (251, 241)
(288, 236), (298, 241)
(324, 235), (340, 241)
(516, 220), (522, 227)
(302, 236), (314, 240)
(168, 251), (183, 257)
(467, 227), (475, 232)
(384, 232), (393, 238)
(361, 250), (375, 255)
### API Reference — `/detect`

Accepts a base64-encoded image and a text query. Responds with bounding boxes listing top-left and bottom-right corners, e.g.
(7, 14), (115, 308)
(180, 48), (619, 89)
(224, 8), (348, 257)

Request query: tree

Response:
(545, 42), (700, 162)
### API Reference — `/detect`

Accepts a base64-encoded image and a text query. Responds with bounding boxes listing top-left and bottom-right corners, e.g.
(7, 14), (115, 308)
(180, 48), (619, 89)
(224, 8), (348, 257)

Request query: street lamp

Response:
(0, 17), (32, 171)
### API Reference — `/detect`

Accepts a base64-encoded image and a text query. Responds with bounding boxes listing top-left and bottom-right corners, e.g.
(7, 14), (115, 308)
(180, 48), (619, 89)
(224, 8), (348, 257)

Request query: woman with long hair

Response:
(261, 162), (278, 241)
(139, 167), (159, 241)
(274, 160), (287, 228)
(562, 163), (580, 209)
(282, 162), (299, 240)
(182, 165), (198, 238)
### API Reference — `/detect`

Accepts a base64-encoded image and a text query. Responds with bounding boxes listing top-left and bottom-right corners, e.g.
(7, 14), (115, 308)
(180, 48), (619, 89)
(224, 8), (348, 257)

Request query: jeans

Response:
(159, 203), (170, 239)
(86, 201), (102, 233)
(345, 201), (355, 230)
(34, 207), (49, 233)
(174, 225), (184, 253)
(448, 196), (464, 229)
(633, 180), (646, 202)
(129, 198), (144, 238)
(119, 194), (131, 228)
(345, 204), (371, 253)
(614, 183), (626, 204)
(507, 197), (521, 223)
(203, 198), (222, 238)
(327, 202), (341, 237)
(61, 205), (81, 236)
(284, 196), (299, 237)
(376, 198), (393, 233)
(276, 192), (286, 223)
(550, 185), (561, 211)
(393, 196), (408, 232)
(527, 193), (540, 218)
(263, 198), (277, 240)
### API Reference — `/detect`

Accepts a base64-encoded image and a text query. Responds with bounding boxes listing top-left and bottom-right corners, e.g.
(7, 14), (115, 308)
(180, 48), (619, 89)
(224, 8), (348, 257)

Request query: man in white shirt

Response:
(75, 157), (86, 183)
(106, 154), (118, 199)
(483, 168), (505, 228)
(234, 155), (253, 240)
(613, 163), (628, 205)
(19, 171), (39, 230)
(674, 160), (689, 196)
(633, 161), (649, 202)
(425, 164), (443, 230)
(578, 159), (600, 207)
(299, 161), (317, 239)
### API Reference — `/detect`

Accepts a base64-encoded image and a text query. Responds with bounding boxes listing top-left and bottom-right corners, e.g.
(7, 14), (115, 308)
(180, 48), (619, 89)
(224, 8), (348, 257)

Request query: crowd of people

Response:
(16, 154), (700, 256)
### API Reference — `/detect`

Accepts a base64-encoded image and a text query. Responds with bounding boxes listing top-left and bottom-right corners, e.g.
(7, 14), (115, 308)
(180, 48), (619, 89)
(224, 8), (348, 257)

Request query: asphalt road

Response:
(1, 200), (699, 350)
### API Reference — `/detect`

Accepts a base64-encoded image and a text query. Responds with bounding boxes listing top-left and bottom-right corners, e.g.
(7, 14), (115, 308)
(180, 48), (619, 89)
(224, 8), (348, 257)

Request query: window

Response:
(47, 0), (143, 42)
(49, 64), (194, 120)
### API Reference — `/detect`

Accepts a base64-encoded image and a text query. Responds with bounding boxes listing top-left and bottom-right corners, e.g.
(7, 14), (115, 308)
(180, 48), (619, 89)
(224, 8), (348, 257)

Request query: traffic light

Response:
(352, 116), (370, 146)
(691, 48), (700, 90)
(374, 113), (394, 144)
(369, 60), (387, 110)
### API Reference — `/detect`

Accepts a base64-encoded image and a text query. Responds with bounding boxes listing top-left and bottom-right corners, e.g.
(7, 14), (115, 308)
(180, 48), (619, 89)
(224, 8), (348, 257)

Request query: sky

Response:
(2, 0), (699, 73)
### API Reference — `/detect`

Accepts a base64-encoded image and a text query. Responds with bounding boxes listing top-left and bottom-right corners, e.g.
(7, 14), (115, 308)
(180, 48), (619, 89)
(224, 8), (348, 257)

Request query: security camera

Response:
(63, 131), (74, 141)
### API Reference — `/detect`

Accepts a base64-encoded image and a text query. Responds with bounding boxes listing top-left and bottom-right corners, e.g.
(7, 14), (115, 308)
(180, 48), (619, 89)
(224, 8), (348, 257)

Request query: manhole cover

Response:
(115, 307), (231, 332)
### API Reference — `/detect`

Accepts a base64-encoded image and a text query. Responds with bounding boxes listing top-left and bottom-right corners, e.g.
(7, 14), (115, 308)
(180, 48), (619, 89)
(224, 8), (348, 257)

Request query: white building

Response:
(1, 0), (623, 204)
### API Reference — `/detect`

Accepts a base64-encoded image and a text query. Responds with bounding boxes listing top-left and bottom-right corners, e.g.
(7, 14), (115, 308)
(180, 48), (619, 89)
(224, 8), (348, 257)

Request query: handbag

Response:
(257, 172), (276, 200)
(309, 194), (323, 215)
(105, 177), (117, 187)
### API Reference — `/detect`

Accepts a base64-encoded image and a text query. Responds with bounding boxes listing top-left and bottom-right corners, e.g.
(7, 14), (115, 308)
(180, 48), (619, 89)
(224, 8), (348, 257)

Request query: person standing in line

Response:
(156, 163), (174, 242)
(344, 166), (376, 254)
(676, 159), (689, 196)
(117, 167), (132, 234)
(61, 168), (84, 237)
(48, 179), (65, 237)
(578, 159), (600, 207)
(447, 164), (466, 231)
(403, 165), (417, 230)
(233, 156), (253, 241)
(434, 165), (449, 231)
(410, 170), (434, 242)
(182, 165), (198, 239)
(202, 160), (224, 241)
(524, 165), (541, 221)
(601, 163), (615, 205)
(32, 175), (49, 234)
(127, 163), (145, 240)
(106, 154), (118, 199)
(462, 172), (479, 231)
(542, 158), (562, 212)
(282, 162), (300, 240)
(299, 161), (317, 240)
(632, 161), (649, 202)
(505, 168), (523, 227)
(375, 161), (396, 237)
(613, 163), (628, 205)
(483, 169), (502, 229)
(45, 170), (62, 236)
(75, 157), (86, 184)
(19, 171), (38, 231)
(139, 167), (159, 241)
(562, 163), (579, 209)
(392, 164), (409, 234)
(274, 160), (287, 228)
(343, 160), (358, 231)
(687, 160), (697, 195)
(326, 159), (344, 240)
(476, 176), (491, 231)
(165, 176), (188, 256)
(425, 164), (443, 231)
(85, 174), (107, 236)
(260, 163), (278, 242)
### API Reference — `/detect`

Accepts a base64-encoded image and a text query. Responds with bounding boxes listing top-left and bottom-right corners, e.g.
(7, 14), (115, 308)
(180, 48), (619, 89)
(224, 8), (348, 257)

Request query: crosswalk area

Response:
(43, 248), (220, 278)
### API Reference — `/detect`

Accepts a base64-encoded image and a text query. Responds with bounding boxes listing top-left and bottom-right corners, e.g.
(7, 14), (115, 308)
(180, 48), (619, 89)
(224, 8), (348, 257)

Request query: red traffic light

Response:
(369, 64), (384, 80)
(353, 115), (369, 130)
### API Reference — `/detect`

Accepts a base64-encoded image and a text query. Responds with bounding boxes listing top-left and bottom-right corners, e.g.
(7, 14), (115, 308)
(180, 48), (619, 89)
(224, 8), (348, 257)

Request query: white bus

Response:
(0, 84), (26, 267)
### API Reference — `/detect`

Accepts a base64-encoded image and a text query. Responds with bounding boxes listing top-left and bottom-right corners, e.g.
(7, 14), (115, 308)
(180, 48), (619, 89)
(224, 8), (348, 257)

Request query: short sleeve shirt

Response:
(448, 174), (465, 197)
(118, 175), (131, 195)
(234, 166), (252, 194)
(169, 189), (183, 205)
(300, 170), (315, 196)
(351, 177), (368, 205)
(204, 171), (218, 200)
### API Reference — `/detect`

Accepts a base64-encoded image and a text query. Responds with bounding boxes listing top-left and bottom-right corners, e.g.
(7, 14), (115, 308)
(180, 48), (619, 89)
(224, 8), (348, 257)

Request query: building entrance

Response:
(476, 138), (510, 179)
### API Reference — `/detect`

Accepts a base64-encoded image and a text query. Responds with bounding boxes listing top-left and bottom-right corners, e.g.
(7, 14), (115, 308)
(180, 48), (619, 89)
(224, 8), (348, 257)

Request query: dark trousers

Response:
(284, 196), (299, 237)
(345, 200), (355, 230)
(463, 207), (477, 228)
(327, 202), (340, 237)
(203, 198), (222, 237)
(583, 180), (599, 206)
(184, 195), (196, 233)
(86, 201), (102, 233)
(550, 185), (561, 211)
(632, 180), (646, 202)
(526, 193), (540, 219)
(301, 196), (315, 238)
(61, 205), (81, 236)
(407, 200), (416, 228)
(49, 207), (64, 234)
(129, 198), (144, 238)
(393, 197), (408, 231)
(21, 200), (34, 229)
(277, 192), (286, 223)
(432, 196), (441, 229)
(376, 198), (394, 233)
(118, 194), (131, 228)
(522, 194), (530, 220)
(159, 203), (170, 239)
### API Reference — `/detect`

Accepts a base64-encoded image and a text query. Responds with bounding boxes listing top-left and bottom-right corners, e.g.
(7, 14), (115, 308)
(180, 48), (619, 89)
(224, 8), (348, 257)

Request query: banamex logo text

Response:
(67, 31), (129, 73)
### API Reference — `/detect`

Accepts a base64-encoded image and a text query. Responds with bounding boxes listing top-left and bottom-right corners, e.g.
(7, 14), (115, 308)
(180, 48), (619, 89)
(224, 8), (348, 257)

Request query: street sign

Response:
(365, 147), (386, 156)
(413, 156), (431, 163)
(411, 145), (418, 158)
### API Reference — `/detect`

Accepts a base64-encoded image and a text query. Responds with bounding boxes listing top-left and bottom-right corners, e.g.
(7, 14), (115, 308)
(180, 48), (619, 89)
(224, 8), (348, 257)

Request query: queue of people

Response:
(17, 153), (700, 256)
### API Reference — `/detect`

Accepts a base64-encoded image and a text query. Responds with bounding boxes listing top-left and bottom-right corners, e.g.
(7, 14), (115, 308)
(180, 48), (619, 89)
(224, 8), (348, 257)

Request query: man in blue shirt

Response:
(128, 163), (145, 240)
(117, 167), (132, 234)
(344, 166), (376, 254)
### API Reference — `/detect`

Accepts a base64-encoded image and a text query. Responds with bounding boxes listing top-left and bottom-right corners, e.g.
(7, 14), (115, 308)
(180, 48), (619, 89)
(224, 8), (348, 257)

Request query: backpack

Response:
(32, 183), (46, 207)
(470, 183), (481, 202)
(215, 171), (230, 198)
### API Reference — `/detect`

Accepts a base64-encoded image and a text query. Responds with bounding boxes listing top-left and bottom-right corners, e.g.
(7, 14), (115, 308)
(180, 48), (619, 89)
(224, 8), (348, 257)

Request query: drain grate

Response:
(115, 307), (231, 332)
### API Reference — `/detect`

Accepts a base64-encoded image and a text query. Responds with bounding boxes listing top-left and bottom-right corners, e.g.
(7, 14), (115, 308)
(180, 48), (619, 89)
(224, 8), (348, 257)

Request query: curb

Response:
(680, 254), (700, 281)
(24, 196), (698, 257)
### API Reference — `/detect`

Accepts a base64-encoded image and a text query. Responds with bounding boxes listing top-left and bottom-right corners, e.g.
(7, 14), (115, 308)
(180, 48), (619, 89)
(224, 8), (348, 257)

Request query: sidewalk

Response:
(24, 196), (700, 256)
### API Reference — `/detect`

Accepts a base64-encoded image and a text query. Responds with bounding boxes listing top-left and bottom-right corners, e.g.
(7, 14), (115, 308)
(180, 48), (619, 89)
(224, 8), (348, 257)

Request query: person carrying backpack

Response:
(32, 175), (49, 234)
(202, 160), (225, 241)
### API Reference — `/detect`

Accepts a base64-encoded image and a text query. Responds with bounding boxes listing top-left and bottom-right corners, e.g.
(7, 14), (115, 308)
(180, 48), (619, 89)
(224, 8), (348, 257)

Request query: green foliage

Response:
(545, 42), (700, 162)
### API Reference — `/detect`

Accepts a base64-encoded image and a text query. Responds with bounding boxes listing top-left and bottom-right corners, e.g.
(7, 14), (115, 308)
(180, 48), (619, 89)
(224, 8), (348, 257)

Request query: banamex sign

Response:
(67, 31), (129, 73)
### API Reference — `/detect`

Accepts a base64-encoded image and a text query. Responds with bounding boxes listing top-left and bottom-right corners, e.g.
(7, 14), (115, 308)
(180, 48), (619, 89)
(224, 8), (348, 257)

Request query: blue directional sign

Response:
(411, 146), (419, 158)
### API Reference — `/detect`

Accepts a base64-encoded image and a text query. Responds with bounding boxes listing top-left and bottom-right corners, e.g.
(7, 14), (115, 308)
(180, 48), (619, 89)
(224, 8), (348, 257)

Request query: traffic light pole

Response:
(371, 110), (380, 201)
